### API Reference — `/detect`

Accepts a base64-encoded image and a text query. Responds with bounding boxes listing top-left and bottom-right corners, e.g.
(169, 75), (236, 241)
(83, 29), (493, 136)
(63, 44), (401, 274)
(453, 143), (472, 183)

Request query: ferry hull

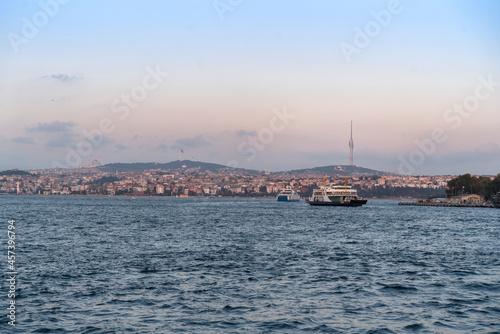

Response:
(277, 196), (300, 202)
(307, 199), (367, 207)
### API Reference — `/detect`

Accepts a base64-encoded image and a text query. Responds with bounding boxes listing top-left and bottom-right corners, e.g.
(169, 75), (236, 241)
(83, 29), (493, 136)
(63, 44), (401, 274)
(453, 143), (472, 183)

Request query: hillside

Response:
(3, 161), (391, 176)
(279, 165), (388, 176)
(93, 161), (389, 176)
(0, 169), (34, 176)
(97, 160), (258, 174)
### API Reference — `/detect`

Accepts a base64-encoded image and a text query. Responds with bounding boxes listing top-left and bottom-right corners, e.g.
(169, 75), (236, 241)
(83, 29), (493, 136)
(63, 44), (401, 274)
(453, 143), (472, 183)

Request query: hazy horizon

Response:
(1, 0), (499, 175)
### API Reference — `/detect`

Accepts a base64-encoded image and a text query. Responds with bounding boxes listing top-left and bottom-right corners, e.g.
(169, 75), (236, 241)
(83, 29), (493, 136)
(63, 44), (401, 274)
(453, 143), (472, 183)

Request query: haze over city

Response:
(1, 0), (499, 175)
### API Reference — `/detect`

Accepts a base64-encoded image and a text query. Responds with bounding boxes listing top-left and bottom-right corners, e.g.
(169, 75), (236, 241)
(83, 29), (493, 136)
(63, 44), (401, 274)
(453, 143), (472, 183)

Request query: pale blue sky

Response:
(1, 0), (499, 174)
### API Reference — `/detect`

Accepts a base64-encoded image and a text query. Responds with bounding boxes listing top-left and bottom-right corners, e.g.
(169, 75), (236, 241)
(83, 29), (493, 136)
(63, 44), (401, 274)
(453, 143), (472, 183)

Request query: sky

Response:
(1, 0), (499, 175)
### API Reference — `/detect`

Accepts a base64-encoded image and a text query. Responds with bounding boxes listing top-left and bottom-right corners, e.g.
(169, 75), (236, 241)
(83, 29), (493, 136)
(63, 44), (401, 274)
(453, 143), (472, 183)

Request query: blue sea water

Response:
(1, 196), (500, 333)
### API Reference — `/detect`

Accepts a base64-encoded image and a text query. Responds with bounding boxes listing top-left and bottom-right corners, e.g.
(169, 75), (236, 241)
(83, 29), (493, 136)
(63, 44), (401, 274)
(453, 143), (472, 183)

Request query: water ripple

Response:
(1, 197), (499, 333)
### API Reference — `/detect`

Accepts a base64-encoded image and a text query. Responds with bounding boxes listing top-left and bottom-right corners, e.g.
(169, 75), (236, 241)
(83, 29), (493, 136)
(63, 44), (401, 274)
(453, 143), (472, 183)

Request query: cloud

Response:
(11, 136), (35, 144)
(473, 143), (500, 157)
(421, 144), (500, 175)
(299, 150), (348, 163)
(235, 129), (257, 137)
(171, 135), (210, 149)
(441, 143), (500, 163)
(41, 73), (82, 82)
(115, 144), (128, 150)
(156, 144), (169, 151)
(45, 133), (78, 148)
(100, 137), (114, 147)
(27, 121), (75, 133)
(46, 134), (113, 149)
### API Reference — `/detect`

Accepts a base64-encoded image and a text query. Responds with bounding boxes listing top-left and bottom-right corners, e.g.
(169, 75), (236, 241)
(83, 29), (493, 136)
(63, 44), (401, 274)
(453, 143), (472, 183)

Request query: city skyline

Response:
(1, 0), (499, 175)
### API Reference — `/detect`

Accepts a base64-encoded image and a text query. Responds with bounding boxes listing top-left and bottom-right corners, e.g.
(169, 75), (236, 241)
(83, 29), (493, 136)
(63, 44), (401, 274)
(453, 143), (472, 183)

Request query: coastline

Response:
(1, 194), (414, 201)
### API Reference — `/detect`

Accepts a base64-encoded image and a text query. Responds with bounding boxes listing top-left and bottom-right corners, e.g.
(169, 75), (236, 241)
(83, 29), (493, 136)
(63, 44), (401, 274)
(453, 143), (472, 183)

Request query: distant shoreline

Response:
(1, 194), (416, 201)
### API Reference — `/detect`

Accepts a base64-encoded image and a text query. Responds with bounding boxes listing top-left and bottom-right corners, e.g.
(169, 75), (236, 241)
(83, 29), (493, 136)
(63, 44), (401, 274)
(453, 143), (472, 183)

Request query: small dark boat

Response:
(493, 193), (500, 208)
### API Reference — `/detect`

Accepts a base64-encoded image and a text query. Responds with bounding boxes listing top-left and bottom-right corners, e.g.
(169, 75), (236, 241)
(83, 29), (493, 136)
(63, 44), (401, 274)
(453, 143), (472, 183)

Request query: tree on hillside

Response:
(485, 174), (500, 198)
(446, 173), (500, 200)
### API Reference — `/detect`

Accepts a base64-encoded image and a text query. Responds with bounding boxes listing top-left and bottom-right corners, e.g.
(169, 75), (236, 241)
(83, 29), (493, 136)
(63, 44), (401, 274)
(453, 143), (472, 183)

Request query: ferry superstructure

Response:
(307, 176), (367, 207)
(276, 188), (301, 202)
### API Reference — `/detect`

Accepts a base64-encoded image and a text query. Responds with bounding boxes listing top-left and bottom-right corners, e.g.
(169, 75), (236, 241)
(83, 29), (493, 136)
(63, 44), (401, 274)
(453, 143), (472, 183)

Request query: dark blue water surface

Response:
(1, 196), (500, 333)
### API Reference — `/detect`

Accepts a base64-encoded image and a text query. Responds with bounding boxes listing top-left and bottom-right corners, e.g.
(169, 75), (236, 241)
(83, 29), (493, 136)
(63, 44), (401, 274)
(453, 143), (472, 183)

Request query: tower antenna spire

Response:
(349, 120), (354, 166)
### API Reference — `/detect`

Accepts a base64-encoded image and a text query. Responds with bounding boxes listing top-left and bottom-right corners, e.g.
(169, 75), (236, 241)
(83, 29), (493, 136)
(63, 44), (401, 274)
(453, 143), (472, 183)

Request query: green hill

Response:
(279, 165), (388, 176)
(96, 161), (389, 176)
(97, 160), (257, 174)
(0, 169), (33, 176)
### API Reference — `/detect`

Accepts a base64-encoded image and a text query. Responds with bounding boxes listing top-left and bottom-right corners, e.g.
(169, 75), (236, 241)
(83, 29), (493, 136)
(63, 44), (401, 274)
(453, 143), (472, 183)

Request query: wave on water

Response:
(1, 197), (499, 333)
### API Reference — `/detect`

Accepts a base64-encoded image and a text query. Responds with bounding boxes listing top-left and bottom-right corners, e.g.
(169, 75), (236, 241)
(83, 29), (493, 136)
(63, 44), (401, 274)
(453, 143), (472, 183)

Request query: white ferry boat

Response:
(276, 188), (301, 202)
(307, 177), (367, 207)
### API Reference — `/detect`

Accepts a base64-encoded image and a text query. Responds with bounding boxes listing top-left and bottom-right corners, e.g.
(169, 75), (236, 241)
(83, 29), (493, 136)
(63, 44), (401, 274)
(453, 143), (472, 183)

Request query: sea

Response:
(1, 196), (499, 333)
